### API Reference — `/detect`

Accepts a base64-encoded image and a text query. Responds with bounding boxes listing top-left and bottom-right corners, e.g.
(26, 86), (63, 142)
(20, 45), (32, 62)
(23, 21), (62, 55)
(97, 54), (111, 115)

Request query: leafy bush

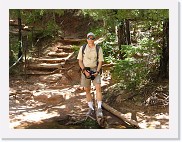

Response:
(42, 21), (60, 37)
(100, 33), (118, 63)
(9, 41), (20, 66)
(111, 44), (154, 91)
(112, 58), (149, 91)
(71, 45), (80, 52)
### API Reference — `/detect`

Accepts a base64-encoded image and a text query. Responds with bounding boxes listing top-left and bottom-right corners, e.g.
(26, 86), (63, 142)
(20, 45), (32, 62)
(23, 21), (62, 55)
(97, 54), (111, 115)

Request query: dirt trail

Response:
(9, 39), (169, 129)
(10, 41), (82, 128)
(9, 40), (111, 129)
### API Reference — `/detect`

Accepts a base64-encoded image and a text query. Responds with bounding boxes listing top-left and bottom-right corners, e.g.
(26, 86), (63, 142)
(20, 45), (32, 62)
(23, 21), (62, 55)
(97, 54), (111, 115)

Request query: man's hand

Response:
(93, 72), (99, 77)
(84, 70), (90, 77)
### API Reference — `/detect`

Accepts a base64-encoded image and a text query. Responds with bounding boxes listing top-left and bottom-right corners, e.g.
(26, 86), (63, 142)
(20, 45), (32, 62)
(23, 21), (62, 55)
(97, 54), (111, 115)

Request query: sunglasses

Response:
(87, 37), (95, 40)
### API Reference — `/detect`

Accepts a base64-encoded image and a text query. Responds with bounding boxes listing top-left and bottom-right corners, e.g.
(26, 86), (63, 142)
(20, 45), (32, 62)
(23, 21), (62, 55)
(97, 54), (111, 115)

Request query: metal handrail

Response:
(9, 55), (23, 69)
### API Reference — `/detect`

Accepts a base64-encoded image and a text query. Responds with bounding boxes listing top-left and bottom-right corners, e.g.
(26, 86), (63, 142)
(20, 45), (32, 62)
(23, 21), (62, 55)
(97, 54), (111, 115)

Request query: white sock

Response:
(97, 101), (102, 109)
(88, 102), (94, 110)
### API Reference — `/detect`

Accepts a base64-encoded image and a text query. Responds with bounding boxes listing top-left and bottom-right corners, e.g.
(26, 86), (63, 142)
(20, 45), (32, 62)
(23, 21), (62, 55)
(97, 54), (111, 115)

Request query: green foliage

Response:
(9, 41), (19, 61)
(71, 45), (80, 52)
(112, 58), (149, 91)
(111, 32), (163, 91)
(138, 37), (162, 64)
(9, 9), (168, 89)
(82, 9), (111, 20)
(111, 43), (156, 91)
(89, 27), (105, 37)
(116, 9), (169, 21)
(100, 33), (118, 63)
(23, 10), (45, 24)
(9, 41), (21, 75)
(43, 21), (60, 37)
(81, 118), (100, 129)
(116, 9), (139, 20)
(120, 45), (141, 58)
(81, 9), (117, 35)
(9, 9), (64, 38)
(9, 51), (16, 67)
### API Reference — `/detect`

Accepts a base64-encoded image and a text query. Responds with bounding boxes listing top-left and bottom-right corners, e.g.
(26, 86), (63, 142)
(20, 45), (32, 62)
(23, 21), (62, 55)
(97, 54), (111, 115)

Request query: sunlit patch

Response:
(10, 111), (59, 128)
(52, 105), (66, 109)
(81, 99), (87, 104)
(148, 120), (161, 129)
(136, 112), (169, 129)
(138, 120), (147, 128)
(64, 94), (70, 100)
(79, 92), (86, 96)
(17, 111), (59, 121)
(9, 121), (21, 129)
(155, 113), (169, 119)
(124, 112), (132, 120)
(80, 108), (87, 112)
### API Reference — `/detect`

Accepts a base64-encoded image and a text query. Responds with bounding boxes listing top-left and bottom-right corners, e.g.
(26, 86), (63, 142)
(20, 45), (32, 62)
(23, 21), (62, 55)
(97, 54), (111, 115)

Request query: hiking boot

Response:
(96, 108), (103, 118)
(86, 108), (94, 116)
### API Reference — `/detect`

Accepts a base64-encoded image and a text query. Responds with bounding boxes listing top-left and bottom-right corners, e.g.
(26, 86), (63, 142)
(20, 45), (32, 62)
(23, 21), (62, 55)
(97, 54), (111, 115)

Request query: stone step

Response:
(48, 52), (69, 58)
(32, 58), (65, 63)
(56, 49), (64, 53)
(27, 63), (65, 71)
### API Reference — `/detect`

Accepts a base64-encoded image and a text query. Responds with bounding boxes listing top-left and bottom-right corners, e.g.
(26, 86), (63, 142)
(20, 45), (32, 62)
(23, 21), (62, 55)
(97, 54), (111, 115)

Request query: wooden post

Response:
(31, 27), (34, 48)
(17, 9), (23, 61)
(24, 35), (28, 80)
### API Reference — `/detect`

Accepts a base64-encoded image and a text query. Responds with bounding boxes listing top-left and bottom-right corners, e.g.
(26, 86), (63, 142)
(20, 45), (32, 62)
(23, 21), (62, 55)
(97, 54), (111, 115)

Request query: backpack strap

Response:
(96, 45), (100, 63)
(96, 45), (102, 74)
(82, 44), (87, 60)
(82, 44), (100, 61)
(81, 44), (101, 74)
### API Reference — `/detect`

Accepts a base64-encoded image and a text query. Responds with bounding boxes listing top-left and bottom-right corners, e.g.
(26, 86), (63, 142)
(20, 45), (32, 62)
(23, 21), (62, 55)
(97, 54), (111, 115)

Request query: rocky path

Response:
(9, 40), (115, 129)
(9, 39), (169, 129)
(9, 40), (86, 128)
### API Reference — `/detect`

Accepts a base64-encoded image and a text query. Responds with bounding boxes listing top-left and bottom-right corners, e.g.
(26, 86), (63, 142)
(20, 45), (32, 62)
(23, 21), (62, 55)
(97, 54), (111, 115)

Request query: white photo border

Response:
(0, 0), (179, 140)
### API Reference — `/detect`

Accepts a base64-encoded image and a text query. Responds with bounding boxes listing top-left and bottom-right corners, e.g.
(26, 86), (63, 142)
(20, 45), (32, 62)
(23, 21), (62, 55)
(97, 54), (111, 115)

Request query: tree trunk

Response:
(125, 19), (131, 45)
(24, 36), (28, 79)
(117, 19), (131, 59)
(118, 21), (125, 59)
(102, 102), (139, 128)
(158, 20), (169, 79)
(17, 9), (23, 61)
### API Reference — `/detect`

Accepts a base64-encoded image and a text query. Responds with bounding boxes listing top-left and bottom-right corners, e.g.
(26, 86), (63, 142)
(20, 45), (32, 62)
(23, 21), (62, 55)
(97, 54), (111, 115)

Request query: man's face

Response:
(87, 36), (95, 43)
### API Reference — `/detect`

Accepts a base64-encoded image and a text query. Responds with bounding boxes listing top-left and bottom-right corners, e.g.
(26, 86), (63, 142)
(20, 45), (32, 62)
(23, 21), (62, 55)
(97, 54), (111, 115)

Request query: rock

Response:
(34, 83), (46, 89)
(39, 74), (62, 83)
(67, 69), (74, 77)
(33, 91), (65, 104)
(60, 76), (69, 84)
(33, 94), (48, 103)
(47, 95), (64, 105)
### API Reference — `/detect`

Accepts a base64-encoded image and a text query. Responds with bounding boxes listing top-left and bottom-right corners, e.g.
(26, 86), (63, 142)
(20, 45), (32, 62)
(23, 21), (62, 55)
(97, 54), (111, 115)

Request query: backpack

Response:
(81, 44), (102, 74)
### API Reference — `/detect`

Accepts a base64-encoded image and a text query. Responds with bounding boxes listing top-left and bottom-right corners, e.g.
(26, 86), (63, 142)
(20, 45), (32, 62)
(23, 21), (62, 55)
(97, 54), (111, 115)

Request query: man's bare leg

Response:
(95, 84), (103, 117)
(85, 87), (94, 110)
(95, 84), (102, 102)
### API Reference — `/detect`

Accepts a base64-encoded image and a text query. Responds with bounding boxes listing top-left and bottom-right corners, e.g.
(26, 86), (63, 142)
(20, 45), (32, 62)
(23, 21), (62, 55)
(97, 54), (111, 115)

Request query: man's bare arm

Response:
(78, 59), (84, 70)
(97, 61), (103, 72)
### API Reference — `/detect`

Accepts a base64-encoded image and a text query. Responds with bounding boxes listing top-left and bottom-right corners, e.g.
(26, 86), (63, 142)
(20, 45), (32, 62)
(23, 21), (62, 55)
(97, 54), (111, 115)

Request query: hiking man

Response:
(77, 32), (104, 117)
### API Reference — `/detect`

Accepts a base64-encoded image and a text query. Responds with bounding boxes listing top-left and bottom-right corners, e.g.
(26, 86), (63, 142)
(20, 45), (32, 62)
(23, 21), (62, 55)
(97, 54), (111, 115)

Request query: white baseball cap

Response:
(87, 32), (95, 38)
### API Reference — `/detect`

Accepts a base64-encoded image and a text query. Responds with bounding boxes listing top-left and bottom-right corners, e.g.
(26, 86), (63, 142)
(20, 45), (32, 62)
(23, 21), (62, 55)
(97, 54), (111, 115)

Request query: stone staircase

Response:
(26, 43), (76, 75)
